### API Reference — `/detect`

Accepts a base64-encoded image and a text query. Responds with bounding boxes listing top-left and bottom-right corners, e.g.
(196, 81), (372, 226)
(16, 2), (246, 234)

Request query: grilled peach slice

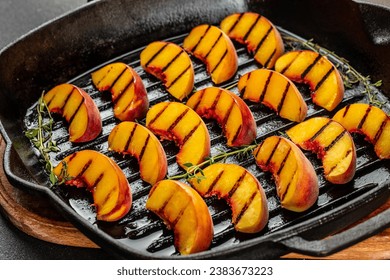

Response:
(238, 69), (307, 122)
(108, 121), (167, 185)
(182, 24), (238, 84)
(91, 62), (148, 121)
(43, 83), (102, 142)
(220, 12), (284, 68)
(186, 87), (256, 147)
(146, 180), (213, 255)
(140, 41), (194, 100)
(53, 150), (132, 222)
(188, 163), (268, 233)
(274, 50), (344, 111)
(286, 117), (357, 184)
(253, 136), (318, 212)
(145, 102), (210, 169)
(332, 103), (390, 159)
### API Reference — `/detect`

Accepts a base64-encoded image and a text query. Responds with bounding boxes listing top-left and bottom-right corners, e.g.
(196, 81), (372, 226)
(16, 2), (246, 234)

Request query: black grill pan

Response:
(0, 0), (389, 259)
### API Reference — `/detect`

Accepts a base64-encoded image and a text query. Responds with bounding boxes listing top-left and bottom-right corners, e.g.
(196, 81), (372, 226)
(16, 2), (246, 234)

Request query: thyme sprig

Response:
(282, 35), (385, 107)
(168, 144), (257, 182)
(24, 92), (61, 185)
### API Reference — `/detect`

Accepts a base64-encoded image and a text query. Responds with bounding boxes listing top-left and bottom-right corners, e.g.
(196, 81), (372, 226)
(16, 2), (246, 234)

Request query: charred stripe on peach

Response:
(124, 123), (138, 152)
(242, 14), (262, 42)
(265, 137), (282, 166)
(324, 130), (347, 152)
(276, 147), (292, 176)
(253, 25), (273, 58)
(310, 119), (332, 142)
(207, 170), (225, 194)
(276, 82), (290, 114)
(191, 25), (212, 53)
(228, 170), (247, 197)
(225, 13), (244, 35)
(357, 105), (372, 130)
(144, 43), (170, 67)
(234, 191), (257, 225)
(301, 53), (322, 79)
(313, 66), (334, 91)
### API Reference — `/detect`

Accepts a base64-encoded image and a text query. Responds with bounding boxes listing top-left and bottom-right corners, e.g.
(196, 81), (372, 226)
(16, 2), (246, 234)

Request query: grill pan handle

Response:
(278, 208), (390, 257)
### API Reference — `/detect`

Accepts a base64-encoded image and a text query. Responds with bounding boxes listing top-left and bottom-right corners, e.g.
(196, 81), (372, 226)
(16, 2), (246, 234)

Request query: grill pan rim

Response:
(0, 0), (389, 259)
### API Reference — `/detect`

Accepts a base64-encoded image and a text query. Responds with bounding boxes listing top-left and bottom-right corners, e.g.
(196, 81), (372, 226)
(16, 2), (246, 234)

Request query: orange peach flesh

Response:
(140, 41), (194, 100)
(53, 150), (132, 222)
(220, 12), (284, 68)
(188, 163), (268, 233)
(274, 50), (344, 111)
(332, 103), (390, 159)
(182, 24), (238, 84)
(108, 121), (168, 185)
(146, 180), (213, 255)
(91, 62), (148, 121)
(253, 136), (319, 212)
(238, 69), (307, 122)
(286, 117), (356, 184)
(186, 87), (256, 147)
(43, 83), (102, 142)
(145, 102), (210, 169)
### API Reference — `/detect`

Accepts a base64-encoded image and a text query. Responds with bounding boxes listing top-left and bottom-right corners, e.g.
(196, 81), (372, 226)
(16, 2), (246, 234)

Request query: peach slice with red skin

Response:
(188, 163), (268, 233)
(146, 180), (213, 255)
(140, 41), (194, 101)
(91, 62), (148, 121)
(108, 121), (168, 185)
(220, 12), (284, 68)
(332, 103), (390, 159)
(274, 50), (344, 111)
(186, 87), (256, 147)
(286, 117), (357, 184)
(238, 69), (307, 122)
(253, 136), (319, 212)
(182, 24), (238, 84)
(145, 102), (210, 170)
(43, 83), (102, 143)
(53, 150), (132, 222)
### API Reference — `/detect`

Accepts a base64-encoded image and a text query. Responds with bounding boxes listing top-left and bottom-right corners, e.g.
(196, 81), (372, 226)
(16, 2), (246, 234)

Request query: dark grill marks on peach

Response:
(234, 191), (257, 225)
(228, 170), (247, 197)
(94, 65), (114, 87)
(324, 130), (347, 152)
(68, 99), (84, 126)
(167, 65), (191, 91)
(301, 53), (321, 79)
(260, 71), (273, 103)
(205, 33), (223, 59)
(373, 118), (388, 144)
(276, 148), (292, 176)
(211, 49), (228, 74)
(226, 13), (244, 35)
(113, 75), (134, 104)
(314, 67), (334, 91)
(124, 124), (137, 152)
(171, 204), (189, 227)
(265, 137), (282, 166)
(157, 193), (175, 214)
(161, 49), (183, 72)
(207, 170), (224, 193)
(343, 104), (351, 117)
(167, 108), (190, 132)
(182, 121), (201, 145)
(242, 14), (261, 42)
(110, 67), (128, 90)
(357, 106), (372, 130)
(144, 43), (169, 67)
(276, 82), (290, 114)
(191, 25), (211, 53)
(310, 120), (332, 142)
(59, 88), (75, 111)
(231, 124), (242, 145)
(280, 167), (297, 201)
(222, 100), (235, 125)
(253, 25), (273, 58)
(139, 134), (151, 161)
(264, 48), (277, 68)
(191, 89), (205, 112)
(328, 149), (352, 175)
(148, 103), (170, 126)
(75, 159), (93, 179)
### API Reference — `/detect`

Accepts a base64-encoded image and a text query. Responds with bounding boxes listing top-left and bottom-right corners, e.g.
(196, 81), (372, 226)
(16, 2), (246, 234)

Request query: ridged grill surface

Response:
(23, 28), (390, 258)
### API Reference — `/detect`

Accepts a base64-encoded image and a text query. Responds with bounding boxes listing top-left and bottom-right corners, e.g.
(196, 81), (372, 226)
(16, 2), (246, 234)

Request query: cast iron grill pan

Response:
(22, 25), (390, 259)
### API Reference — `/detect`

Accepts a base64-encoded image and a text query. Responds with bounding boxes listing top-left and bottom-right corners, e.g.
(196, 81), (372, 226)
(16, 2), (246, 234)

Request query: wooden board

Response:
(0, 135), (389, 258)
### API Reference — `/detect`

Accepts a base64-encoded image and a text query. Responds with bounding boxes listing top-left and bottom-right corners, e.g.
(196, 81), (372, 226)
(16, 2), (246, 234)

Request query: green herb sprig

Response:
(168, 144), (257, 182)
(24, 92), (61, 185)
(282, 35), (385, 107)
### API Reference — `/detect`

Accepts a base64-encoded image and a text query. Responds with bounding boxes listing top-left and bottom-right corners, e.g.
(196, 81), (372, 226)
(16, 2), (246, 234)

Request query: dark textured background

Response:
(0, 0), (389, 260)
